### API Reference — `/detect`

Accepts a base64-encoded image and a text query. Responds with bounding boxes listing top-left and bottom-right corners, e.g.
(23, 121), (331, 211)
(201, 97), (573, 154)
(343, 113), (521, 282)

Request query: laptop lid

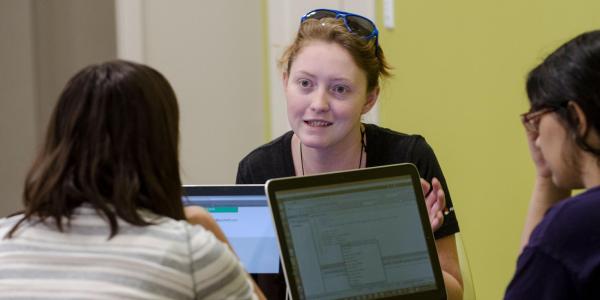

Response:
(265, 163), (446, 300)
(182, 185), (279, 275)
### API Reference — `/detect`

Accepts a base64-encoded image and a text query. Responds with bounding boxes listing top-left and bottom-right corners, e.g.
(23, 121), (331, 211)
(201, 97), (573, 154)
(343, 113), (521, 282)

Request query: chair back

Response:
(456, 232), (476, 299)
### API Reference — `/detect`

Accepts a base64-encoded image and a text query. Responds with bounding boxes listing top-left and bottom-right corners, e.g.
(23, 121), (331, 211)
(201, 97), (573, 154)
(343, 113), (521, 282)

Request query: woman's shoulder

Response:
(0, 214), (22, 224)
(364, 123), (427, 146)
(364, 123), (433, 160)
(542, 187), (600, 229)
(520, 187), (600, 283)
(141, 213), (222, 250)
(529, 186), (600, 252)
(237, 131), (296, 183)
(0, 214), (22, 235)
(239, 131), (294, 164)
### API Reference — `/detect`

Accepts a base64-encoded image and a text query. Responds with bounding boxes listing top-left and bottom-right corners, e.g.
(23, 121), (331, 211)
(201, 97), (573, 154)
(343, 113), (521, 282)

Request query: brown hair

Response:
(6, 60), (184, 238)
(280, 17), (391, 92)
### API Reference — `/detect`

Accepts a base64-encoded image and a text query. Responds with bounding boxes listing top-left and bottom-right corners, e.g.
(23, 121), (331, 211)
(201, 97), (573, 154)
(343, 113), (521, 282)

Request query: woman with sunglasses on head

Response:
(0, 60), (265, 300)
(505, 30), (600, 299)
(237, 9), (463, 300)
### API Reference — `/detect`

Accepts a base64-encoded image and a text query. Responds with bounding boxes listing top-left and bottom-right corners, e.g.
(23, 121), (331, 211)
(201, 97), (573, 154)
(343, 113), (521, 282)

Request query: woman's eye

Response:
(332, 85), (348, 95)
(298, 79), (312, 88)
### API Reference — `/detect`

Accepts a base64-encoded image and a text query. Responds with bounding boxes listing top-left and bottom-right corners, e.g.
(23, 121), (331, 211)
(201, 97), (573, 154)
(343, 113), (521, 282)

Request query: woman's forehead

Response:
(290, 41), (367, 83)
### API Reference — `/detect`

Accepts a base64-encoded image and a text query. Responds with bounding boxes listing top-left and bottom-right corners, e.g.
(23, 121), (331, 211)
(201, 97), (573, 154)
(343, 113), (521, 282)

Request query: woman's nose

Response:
(310, 89), (330, 112)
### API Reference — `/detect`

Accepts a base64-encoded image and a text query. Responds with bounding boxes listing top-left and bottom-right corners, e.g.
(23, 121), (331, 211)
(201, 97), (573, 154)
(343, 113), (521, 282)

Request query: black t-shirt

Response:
(237, 123), (459, 237)
(236, 123), (460, 300)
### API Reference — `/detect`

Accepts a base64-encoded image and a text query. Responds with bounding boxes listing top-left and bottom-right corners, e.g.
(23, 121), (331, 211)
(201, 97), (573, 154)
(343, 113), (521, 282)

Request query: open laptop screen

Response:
(183, 185), (279, 274)
(267, 165), (445, 300)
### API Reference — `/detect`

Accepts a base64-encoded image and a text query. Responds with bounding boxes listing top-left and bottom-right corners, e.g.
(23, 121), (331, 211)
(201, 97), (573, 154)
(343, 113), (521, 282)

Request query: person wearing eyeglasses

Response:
(236, 9), (463, 300)
(505, 30), (600, 299)
(0, 60), (265, 300)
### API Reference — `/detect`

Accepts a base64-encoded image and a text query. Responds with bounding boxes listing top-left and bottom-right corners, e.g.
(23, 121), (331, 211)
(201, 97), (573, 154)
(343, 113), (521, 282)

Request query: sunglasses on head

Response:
(301, 9), (379, 47)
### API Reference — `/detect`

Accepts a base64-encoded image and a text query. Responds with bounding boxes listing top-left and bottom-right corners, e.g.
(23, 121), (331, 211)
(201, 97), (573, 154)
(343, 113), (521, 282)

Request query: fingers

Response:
(420, 178), (431, 196)
(522, 124), (554, 178)
(431, 210), (444, 232)
(422, 177), (446, 232)
(421, 178), (435, 213)
(431, 178), (446, 212)
(426, 178), (445, 214)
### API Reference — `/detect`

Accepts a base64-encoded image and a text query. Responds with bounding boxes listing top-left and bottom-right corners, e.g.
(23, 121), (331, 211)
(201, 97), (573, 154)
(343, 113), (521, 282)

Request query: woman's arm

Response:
(520, 126), (570, 251)
(436, 235), (463, 300)
(185, 206), (267, 300)
(420, 177), (462, 299)
(520, 178), (570, 250)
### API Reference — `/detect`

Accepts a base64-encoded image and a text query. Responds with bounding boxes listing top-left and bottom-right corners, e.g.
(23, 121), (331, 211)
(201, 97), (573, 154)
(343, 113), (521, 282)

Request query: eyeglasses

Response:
(301, 9), (379, 47)
(520, 107), (558, 133)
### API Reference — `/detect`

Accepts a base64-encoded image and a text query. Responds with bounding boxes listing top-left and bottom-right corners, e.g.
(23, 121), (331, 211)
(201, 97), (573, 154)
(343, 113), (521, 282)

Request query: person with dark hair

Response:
(0, 60), (264, 300)
(237, 9), (462, 300)
(505, 30), (600, 299)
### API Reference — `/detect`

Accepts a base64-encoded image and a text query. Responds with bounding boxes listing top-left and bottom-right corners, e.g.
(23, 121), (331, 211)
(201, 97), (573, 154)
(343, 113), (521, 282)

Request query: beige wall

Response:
(0, 1), (264, 216)
(33, 0), (117, 136)
(141, 1), (264, 184)
(0, 0), (38, 216)
(0, 0), (116, 216)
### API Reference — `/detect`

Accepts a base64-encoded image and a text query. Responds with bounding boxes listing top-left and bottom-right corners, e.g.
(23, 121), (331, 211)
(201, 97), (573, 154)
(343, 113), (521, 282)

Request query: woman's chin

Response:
(300, 141), (329, 150)
(552, 173), (582, 191)
(297, 136), (331, 150)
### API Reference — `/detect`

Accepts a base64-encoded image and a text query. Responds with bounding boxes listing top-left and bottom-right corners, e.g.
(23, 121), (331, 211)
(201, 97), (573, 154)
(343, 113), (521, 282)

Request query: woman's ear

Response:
(362, 87), (380, 114)
(569, 100), (600, 152)
(568, 101), (588, 137)
(282, 72), (289, 89)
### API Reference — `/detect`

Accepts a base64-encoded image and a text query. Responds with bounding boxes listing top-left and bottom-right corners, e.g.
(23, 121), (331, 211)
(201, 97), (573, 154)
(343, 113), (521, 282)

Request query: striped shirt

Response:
(0, 205), (257, 300)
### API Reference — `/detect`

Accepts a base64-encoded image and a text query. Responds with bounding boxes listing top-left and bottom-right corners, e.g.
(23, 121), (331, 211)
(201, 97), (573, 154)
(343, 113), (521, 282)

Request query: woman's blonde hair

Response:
(279, 17), (391, 93)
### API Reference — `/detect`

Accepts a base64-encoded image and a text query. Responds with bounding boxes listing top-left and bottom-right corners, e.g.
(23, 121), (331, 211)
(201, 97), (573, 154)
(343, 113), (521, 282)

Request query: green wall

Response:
(374, 1), (600, 299)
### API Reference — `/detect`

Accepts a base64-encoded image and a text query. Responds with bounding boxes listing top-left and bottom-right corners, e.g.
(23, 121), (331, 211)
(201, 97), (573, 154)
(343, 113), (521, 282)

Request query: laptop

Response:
(182, 185), (279, 275)
(265, 163), (446, 300)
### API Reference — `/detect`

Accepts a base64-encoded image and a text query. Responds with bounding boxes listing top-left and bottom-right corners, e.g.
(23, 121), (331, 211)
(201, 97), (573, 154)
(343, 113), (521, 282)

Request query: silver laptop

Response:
(265, 163), (446, 300)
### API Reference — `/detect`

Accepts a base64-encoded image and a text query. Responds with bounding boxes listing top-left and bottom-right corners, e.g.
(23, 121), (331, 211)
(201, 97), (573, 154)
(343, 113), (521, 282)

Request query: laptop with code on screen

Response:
(265, 163), (446, 300)
(182, 185), (279, 276)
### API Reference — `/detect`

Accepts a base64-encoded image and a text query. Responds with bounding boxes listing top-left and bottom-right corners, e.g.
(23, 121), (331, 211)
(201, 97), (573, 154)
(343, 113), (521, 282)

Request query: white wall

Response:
(0, 0), (117, 216)
(0, 0), (38, 216)
(1, 1), (266, 217)
(139, 1), (265, 184)
(33, 0), (117, 135)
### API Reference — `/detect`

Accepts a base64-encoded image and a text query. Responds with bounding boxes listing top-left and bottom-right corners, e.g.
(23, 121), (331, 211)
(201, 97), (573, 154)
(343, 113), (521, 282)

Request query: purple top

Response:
(505, 186), (600, 299)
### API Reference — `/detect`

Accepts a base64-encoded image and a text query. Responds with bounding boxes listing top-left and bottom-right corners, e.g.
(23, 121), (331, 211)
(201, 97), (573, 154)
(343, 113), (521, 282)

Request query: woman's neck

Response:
(581, 131), (600, 189)
(581, 155), (600, 189)
(292, 126), (365, 175)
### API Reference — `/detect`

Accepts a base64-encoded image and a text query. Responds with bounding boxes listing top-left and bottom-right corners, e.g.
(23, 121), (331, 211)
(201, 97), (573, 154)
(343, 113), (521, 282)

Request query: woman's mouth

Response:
(304, 120), (332, 127)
